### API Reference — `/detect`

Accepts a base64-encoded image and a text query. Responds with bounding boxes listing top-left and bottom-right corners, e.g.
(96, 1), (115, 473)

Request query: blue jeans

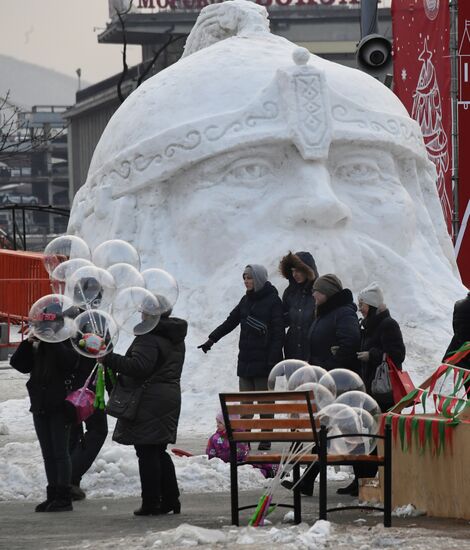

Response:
(33, 412), (72, 487)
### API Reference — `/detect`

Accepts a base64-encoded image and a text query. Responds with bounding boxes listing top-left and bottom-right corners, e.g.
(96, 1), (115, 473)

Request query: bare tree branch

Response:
(116, 0), (135, 104)
(137, 34), (188, 87)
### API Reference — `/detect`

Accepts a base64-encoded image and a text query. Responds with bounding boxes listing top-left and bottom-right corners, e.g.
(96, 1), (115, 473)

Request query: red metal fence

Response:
(0, 249), (51, 322)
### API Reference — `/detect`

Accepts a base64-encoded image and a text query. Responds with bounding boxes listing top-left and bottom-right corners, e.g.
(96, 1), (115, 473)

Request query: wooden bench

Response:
(219, 390), (392, 527)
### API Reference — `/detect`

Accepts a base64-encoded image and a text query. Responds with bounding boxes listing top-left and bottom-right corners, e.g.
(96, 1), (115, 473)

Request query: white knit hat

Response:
(358, 282), (384, 308)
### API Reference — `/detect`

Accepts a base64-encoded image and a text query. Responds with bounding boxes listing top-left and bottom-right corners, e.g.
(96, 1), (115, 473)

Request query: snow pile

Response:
(68, 522), (465, 550)
(393, 504), (426, 518)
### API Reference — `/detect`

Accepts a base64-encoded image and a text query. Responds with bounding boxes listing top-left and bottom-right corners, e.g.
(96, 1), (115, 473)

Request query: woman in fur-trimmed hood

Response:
(279, 251), (318, 361)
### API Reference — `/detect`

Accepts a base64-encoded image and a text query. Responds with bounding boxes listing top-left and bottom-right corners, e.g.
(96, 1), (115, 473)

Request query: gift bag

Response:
(387, 357), (415, 403)
(65, 365), (97, 424)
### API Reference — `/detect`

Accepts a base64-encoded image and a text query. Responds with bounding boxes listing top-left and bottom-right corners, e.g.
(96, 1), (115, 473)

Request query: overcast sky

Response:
(0, 0), (141, 84)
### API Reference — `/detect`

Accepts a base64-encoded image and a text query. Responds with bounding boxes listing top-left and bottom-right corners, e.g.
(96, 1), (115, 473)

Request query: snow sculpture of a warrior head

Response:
(69, 0), (464, 375)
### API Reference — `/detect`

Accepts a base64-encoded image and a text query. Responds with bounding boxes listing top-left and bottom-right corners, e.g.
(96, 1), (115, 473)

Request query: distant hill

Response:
(0, 55), (88, 109)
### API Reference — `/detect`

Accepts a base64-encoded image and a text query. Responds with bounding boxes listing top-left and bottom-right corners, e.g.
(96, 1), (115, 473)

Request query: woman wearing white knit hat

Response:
(356, 282), (406, 409)
(334, 282), (407, 498)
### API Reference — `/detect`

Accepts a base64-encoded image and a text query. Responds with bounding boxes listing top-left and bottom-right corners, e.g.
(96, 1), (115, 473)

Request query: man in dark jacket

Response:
(443, 291), (470, 394)
(279, 251), (318, 361)
(104, 313), (187, 516)
(309, 274), (361, 372)
(198, 264), (285, 450)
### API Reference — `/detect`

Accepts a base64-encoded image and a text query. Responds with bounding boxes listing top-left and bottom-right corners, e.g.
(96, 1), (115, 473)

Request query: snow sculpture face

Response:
(69, 0), (463, 332)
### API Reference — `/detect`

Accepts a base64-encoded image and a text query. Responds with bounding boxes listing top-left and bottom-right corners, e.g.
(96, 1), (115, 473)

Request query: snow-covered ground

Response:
(67, 520), (464, 550)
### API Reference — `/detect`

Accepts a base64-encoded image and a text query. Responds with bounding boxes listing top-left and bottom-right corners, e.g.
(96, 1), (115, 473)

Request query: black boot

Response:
(70, 485), (86, 501)
(45, 486), (73, 512)
(160, 499), (181, 515)
(134, 501), (161, 516)
(35, 485), (56, 512)
(336, 478), (359, 496)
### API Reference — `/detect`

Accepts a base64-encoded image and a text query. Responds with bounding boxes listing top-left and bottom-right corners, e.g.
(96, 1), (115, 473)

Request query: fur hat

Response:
(358, 282), (384, 308)
(279, 251), (318, 281)
(312, 274), (343, 298)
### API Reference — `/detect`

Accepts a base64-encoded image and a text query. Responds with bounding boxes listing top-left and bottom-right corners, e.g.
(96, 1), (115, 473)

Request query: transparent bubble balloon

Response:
(43, 235), (91, 275)
(296, 382), (335, 413)
(141, 268), (179, 313)
(335, 391), (381, 417)
(28, 294), (76, 343)
(112, 287), (161, 335)
(353, 407), (379, 454)
(268, 359), (308, 391)
(92, 239), (140, 271)
(71, 309), (118, 358)
(51, 258), (93, 283)
(288, 365), (328, 390)
(107, 263), (145, 291)
(326, 369), (365, 397)
(66, 266), (116, 310)
(316, 403), (363, 455)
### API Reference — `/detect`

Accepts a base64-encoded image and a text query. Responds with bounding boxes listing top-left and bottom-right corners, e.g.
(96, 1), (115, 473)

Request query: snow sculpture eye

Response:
(334, 160), (380, 184)
(222, 158), (272, 184)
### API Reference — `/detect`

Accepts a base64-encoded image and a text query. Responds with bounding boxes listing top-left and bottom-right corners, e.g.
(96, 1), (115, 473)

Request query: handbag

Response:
(371, 353), (393, 402)
(105, 377), (146, 422)
(65, 366), (97, 424)
(388, 357), (414, 403)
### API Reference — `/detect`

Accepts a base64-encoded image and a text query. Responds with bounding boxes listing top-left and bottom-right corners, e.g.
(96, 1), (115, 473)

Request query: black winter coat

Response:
(360, 309), (406, 395)
(209, 282), (284, 378)
(10, 340), (78, 415)
(105, 317), (187, 446)
(280, 252), (318, 361)
(308, 289), (361, 372)
(444, 292), (470, 369)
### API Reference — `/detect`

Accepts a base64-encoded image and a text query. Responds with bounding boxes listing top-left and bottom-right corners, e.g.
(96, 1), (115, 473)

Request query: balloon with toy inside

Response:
(71, 309), (118, 358)
(92, 239), (140, 271)
(66, 265), (116, 310)
(28, 294), (76, 343)
(112, 287), (161, 336)
(43, 235), (91, 276)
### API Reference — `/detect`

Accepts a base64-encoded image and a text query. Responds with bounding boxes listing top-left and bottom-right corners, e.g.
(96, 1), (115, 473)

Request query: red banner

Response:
(455, 5), (470, 285)
(392, 0), (452, 237)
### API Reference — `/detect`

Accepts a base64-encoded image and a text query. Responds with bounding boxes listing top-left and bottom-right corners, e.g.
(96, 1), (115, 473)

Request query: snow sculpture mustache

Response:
(68, 0), (465, 430)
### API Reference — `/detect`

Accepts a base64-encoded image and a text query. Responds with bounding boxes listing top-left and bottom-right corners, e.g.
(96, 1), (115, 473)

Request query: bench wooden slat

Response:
(221, 391), (313, 402)
(232, 431), (316, 442)
(244, 453), (318, 463)
(231, 418), (314, 430)
(227, 403), (312, 415)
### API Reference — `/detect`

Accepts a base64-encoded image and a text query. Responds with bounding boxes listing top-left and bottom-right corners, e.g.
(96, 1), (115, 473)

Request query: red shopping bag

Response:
(387, 357), (415, 403)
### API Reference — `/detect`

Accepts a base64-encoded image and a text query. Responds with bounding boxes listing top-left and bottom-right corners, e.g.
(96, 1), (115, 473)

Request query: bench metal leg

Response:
(384, 424), (392, 527)
(293, 462), (301, 524)
(319, 426), (327, 521)
(230, 446), (239, 526)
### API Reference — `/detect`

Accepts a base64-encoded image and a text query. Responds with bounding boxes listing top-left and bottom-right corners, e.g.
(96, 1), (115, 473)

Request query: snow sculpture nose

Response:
(281, 163), (351, 229)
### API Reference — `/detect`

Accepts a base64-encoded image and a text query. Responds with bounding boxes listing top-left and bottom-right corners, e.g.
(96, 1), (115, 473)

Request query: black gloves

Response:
(198, 339), (214, 353)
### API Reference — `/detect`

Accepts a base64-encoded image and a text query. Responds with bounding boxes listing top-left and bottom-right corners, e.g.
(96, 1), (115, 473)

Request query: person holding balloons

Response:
(10, 299), (78, 513)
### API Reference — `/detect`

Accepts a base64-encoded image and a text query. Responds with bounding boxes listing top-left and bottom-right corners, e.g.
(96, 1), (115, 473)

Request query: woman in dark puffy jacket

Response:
(279, 251), (318, 361)
(103, 312), (188, 516)
(357, 282), (406, 411)
(10, 307), (78, 513)
(335, 282), (406, 497)
(198, 264), (285, 450)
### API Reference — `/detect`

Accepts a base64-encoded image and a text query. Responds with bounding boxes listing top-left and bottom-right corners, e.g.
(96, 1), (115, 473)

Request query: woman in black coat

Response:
(103, 313), (188, 516)
(198, 264), (285, 450)
(10, 308), (78, 513)
(357, 282), (406, 411)
(309, 274), (361, 372)
(279, 251), (318, 361)
(335, 282), (406, 497)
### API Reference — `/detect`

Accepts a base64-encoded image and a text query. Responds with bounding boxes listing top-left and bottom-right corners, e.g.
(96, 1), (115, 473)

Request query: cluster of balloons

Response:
(268, 360), (380, 455)
(28, 235), (179, 360)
